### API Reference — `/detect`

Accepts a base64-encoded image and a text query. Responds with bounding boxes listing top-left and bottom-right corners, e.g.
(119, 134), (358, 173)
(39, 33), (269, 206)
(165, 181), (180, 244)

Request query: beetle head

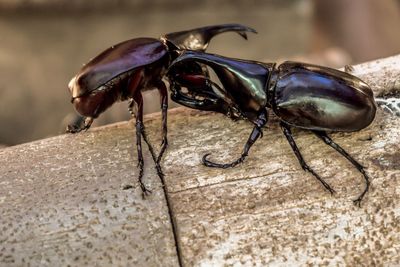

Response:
(68, 74), (119, 118)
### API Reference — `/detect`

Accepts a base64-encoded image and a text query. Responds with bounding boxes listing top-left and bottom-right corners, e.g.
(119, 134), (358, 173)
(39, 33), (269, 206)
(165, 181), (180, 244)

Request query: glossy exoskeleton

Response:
(67, 24), (256, 195)
(168, 51), (376, 205)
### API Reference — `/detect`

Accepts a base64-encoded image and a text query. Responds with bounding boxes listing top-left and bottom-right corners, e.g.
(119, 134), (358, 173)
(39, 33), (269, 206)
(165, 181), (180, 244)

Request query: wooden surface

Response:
(1, 55), (400, 266)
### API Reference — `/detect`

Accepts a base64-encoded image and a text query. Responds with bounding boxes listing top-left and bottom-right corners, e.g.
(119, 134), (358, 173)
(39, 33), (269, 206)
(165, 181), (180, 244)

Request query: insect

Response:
(67, 24), (256, 195)
(168, 51), (377, 206)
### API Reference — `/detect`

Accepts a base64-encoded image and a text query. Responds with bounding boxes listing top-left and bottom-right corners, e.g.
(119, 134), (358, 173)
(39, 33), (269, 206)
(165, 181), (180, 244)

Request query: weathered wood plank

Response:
(165, 110), (399, 266)
(1, 54), (399, 266)
(0, 123), (179, 266)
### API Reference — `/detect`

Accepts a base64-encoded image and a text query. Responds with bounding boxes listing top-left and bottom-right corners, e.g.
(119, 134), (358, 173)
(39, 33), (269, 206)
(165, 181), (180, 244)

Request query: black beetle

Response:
(67, 24), (256, 195)
(168, 51), (376, 205)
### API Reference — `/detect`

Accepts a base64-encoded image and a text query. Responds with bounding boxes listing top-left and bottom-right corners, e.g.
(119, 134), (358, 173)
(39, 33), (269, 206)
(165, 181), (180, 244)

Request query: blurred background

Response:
(0, 0), (399, 147)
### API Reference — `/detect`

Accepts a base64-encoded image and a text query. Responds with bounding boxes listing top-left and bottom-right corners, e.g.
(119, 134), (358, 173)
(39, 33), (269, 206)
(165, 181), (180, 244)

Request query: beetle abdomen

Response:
(273, 62), (376, 131)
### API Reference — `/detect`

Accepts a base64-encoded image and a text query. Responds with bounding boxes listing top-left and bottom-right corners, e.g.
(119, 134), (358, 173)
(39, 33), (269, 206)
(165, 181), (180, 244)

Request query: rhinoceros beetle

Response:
(168, 51), (376, 206)
(67, 24), (256, 195)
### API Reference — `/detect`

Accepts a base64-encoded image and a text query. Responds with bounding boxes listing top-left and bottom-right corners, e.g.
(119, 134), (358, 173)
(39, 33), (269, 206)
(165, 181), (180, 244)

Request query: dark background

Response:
(1, 0), (399, 146)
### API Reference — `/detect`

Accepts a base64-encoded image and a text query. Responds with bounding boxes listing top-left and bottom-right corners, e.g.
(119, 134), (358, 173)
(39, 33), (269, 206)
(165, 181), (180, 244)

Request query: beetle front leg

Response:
(202, 111), (268, 169)
(280, 122), (336, 195)
(66, 117), (94, 133)
(128, 90), (167, 197)
(171, 87), (218, 110)
(312, 131), (371, 206)
(170, 81), (242, 120)
(127, 92), (151, 196)
(128, 93), (164, 179)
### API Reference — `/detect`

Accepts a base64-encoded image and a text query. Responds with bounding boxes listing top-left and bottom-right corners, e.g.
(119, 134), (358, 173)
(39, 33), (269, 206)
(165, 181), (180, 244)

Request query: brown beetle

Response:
(67, 24), (256, 195)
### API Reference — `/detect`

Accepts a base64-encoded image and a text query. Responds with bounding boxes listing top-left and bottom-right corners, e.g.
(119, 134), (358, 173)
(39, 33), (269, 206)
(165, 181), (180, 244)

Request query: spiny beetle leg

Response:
(202, 111), (268, 169)
(139, 121), (165, 182)
(312, 131), (370, 206)
(135, 121), (152, 198)
(132, 90), (166, 197)
(132, 91), (152, 198)
(280, 122), (336, 195)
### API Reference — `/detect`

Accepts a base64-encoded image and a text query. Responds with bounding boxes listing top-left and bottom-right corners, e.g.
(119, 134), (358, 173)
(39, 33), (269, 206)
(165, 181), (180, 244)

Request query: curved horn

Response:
(164, 24), (257, 51)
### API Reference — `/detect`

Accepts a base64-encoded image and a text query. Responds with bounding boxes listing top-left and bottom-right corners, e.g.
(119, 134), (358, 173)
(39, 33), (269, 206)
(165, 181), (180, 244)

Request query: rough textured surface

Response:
(166, 110), (399, 266)
(0, 123), (179, 266)
(1, 55), (400, 266)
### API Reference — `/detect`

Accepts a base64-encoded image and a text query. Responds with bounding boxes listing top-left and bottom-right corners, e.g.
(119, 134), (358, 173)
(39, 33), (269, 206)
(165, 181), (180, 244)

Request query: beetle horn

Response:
(163, 24), (257, 51)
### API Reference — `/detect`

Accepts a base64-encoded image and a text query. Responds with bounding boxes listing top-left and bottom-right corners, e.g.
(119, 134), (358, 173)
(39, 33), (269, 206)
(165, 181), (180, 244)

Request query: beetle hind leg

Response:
(280, 122), (336, 195)
(202, 111), (267, 169)
(312, 131), (371, 206)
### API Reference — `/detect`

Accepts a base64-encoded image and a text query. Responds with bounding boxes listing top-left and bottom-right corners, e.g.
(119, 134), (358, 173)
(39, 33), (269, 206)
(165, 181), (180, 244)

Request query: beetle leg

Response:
(312, 131), (370, 206)
(170, 82), (219, 109)
(128, 99), (135, 116)
(202, 111), (268, 169)
(170, 80), (242, 120)
(126, 91), (164, 195)
(129, 91), (165, 197)
(156, 81), (168, 164)
(140, 125), (165, 184)
(280, 122), (336, 195)
(129, 92), (150, 197)
(66, 117), (94, 133)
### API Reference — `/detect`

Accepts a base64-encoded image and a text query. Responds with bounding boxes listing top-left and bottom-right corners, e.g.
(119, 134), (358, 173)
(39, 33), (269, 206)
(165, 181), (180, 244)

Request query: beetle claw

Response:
(66, 117), (93, 133)
(202, 153), (224, 168)
(327, 187), (336, 195)
(66, 124), (78, 133)
(202, 152), (246, 169)
(66, 124), (84, 133)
